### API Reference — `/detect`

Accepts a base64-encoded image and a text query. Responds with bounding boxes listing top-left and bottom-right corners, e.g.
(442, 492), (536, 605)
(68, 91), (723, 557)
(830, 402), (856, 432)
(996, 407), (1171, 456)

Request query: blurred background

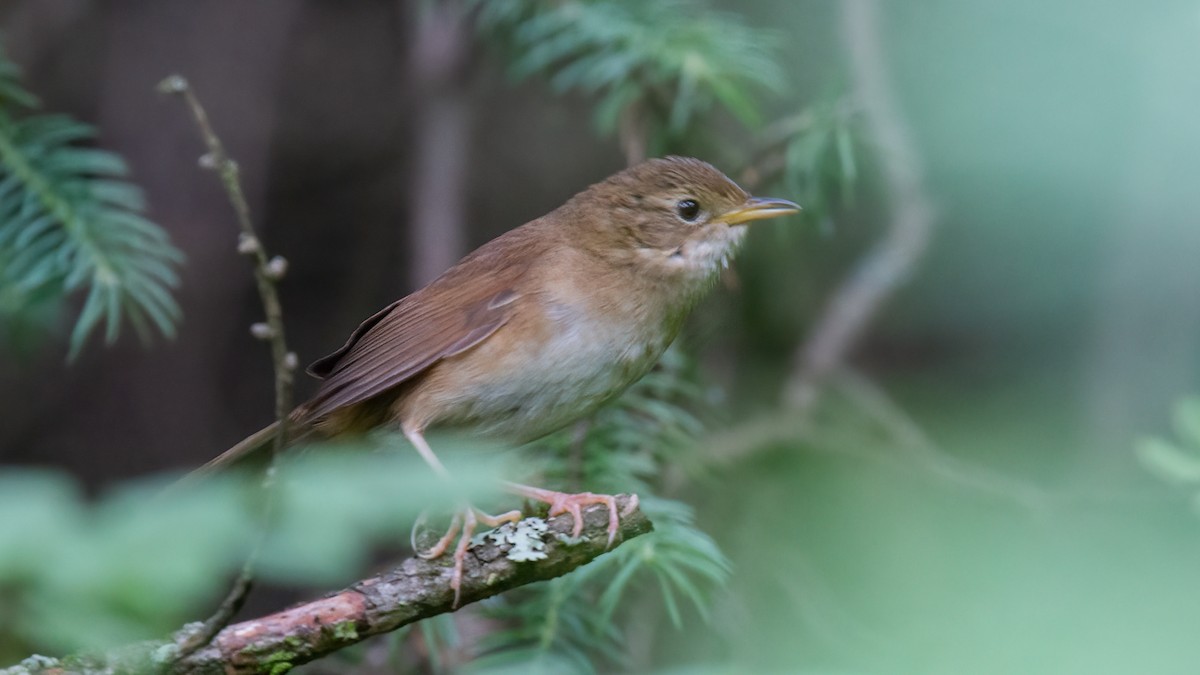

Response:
(2, 1), (1200, 673)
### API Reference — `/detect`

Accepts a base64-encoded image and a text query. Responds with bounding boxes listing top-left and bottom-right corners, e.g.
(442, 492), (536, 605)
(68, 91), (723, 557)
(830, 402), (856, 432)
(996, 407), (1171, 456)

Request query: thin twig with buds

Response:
(157, 74), (297, 660)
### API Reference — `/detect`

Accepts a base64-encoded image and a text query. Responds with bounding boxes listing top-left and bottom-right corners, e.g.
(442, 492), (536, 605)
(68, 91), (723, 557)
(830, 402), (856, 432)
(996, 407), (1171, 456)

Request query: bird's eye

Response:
(676, 199), (701, 222)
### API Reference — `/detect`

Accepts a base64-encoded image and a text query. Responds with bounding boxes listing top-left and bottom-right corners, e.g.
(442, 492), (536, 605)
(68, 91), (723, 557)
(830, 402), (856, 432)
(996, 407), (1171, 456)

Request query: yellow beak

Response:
(720, 197), (801, 225)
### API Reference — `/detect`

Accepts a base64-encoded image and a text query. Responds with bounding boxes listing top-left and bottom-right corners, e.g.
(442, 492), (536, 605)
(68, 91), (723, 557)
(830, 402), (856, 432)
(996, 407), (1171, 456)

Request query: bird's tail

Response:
(160, 417), (311, 498)
(179, 418), (312, 491)
(190, 420), (285, 479)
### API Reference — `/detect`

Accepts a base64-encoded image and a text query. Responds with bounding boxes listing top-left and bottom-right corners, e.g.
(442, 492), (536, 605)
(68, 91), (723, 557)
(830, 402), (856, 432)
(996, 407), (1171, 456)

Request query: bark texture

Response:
(178, 495), (648, 674)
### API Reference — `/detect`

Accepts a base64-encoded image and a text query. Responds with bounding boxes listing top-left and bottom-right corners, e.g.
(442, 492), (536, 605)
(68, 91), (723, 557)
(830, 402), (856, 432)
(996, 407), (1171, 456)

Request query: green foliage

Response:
(0, 41), (183, 359)
(472, 0), (782, 150)
(760, 98), (862, 227)
(0, 446), (503, 658)
(1137, 395), (1200, 503)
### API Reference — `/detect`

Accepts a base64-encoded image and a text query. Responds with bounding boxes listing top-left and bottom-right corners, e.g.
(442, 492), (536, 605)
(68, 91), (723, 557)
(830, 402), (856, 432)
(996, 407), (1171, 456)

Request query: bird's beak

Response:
(720, 197), (801, 225)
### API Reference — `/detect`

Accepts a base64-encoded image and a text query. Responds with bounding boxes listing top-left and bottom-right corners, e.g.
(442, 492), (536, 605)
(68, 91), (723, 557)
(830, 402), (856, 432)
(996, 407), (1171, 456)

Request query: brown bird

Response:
(201, 156), (798, 604)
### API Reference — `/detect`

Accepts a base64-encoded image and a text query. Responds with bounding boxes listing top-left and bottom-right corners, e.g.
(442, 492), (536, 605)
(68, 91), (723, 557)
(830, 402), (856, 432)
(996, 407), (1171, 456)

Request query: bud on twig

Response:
(283, 352), (299, 371)
(156, 75), (189, 95)
(198, 153), (219, 170)
(264, 256), (289, 281)
(250, 323), (274, 340)
(237, 233), (261, 256)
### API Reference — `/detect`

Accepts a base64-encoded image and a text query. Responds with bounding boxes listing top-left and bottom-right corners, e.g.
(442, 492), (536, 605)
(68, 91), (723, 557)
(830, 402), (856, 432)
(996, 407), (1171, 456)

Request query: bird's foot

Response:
(504, 482), (639, 548)
(412, 505), (523, 608)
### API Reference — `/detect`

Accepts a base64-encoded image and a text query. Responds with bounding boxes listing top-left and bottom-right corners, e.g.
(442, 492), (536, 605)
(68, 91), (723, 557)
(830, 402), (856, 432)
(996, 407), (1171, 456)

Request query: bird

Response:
(198, 156), (798, 605)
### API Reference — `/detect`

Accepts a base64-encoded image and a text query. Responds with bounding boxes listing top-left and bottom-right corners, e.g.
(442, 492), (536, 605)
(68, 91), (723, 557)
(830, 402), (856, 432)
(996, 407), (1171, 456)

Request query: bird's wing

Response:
(302, 239), (537, 420)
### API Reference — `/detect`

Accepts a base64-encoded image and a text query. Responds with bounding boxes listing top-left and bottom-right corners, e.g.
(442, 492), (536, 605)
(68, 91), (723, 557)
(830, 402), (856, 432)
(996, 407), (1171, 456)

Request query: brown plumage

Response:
(197, 156), (799, 604)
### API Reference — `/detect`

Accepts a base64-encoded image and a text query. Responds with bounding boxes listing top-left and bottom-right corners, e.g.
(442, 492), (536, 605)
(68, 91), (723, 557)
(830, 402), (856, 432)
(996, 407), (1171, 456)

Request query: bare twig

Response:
(784, 0), (936, 411)
(156, 74), (297, 659)
(830, 369), (1047, 509)
(4, 498), (651, 675)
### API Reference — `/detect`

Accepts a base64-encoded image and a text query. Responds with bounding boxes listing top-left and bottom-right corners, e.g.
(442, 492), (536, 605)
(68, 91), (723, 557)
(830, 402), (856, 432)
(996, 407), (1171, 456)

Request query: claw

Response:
(413, 511), (462, 560)
(620, 493), (640, 518)
(411, 505), (523, 608)
(504, 483), (631, 549)
(409, 485), (630, 608)
(477, 508), (524, 527)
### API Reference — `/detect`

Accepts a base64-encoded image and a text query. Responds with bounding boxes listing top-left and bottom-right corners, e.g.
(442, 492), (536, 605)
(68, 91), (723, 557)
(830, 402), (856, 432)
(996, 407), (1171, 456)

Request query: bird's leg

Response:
(403, 426), (521, 606)
(503, 481), (639, 548)
(404, 425), (452, 480)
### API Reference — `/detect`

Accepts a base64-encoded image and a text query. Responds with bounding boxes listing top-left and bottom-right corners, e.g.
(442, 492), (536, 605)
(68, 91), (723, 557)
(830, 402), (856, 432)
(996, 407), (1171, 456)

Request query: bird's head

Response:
(565, 156), (799, 284)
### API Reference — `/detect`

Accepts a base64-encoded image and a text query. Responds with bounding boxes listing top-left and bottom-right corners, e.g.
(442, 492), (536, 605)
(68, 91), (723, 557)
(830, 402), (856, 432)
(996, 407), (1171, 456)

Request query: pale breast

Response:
(423, 287), (677, 443)
(480, 296), (672, 441)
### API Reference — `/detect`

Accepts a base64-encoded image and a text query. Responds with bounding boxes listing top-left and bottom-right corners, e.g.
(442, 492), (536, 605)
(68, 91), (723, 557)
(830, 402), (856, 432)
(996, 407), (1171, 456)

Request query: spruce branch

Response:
(157, 74), (295, 660)
(0, 41), (183, 358)
(472, 0), (781, 148)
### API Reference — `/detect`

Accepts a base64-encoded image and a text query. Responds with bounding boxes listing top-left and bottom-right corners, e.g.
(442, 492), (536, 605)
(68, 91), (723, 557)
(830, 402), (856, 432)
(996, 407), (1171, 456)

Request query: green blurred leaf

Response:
(1172, 396), (1200, 449)
(0, 470), (83, 579)
(1136, 437), (1200, 485)
(259, 440), (508, 583)
(0, 447), (520, 654)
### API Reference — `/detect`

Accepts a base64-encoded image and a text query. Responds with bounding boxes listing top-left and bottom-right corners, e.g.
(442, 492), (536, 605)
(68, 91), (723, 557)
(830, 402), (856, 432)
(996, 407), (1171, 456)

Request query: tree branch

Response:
(785, 0), (936, 411)
(173, 497), (648, 673)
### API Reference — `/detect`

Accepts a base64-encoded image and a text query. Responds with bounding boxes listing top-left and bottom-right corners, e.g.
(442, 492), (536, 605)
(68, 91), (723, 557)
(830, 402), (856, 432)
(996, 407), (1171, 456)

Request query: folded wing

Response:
(302, 237), (538, 420)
